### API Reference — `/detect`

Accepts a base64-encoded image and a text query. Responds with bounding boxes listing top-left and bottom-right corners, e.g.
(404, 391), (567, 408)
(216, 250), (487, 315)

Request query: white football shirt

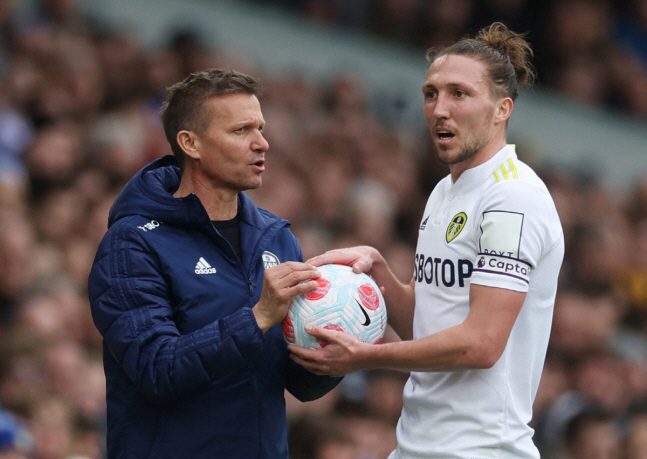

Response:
(391, 145), (564, 459)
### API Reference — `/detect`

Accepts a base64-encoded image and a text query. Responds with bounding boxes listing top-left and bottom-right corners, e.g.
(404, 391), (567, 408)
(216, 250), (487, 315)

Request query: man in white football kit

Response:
(400, 141), (563, 458)
(290, 22), (564, 459)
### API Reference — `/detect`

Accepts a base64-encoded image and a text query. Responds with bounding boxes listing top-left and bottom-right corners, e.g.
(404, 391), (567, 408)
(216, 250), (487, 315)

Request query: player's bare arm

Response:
(289, 284), (525, 376)
(307, 246), (415, 340)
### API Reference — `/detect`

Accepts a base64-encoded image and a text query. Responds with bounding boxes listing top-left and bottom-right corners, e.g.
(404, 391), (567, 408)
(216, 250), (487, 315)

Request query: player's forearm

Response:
(362, 323), (498, 372)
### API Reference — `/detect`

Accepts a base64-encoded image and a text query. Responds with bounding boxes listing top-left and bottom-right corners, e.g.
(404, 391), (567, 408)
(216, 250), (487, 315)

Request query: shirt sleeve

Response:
(284, 362), (342, 402)
(470, 179), (559, 292)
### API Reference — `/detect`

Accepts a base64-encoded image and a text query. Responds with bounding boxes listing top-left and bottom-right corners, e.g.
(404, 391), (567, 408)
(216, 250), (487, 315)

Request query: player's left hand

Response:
(288, 325), (368, 377)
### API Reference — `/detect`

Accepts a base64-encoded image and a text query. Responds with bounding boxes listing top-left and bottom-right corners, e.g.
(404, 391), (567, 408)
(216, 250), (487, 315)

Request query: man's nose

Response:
(432, 93), (450, 119)
(252, 131), (269, 152)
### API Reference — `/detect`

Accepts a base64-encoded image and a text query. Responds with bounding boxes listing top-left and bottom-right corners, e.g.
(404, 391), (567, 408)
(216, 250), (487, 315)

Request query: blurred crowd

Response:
(255, 0), (647, 117)
(0, 0), (646, 458)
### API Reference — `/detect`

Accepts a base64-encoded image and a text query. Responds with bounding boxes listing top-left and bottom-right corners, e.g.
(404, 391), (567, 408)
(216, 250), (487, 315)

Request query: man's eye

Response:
(455, 90), (467, 97)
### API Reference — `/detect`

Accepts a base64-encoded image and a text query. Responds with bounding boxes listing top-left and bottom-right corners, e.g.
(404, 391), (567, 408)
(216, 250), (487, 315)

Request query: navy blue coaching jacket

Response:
(88, 156), (341, 459)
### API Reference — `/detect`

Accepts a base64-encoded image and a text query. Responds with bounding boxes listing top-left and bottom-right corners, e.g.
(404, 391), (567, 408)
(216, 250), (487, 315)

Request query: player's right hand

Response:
(252, 262), (320, 333)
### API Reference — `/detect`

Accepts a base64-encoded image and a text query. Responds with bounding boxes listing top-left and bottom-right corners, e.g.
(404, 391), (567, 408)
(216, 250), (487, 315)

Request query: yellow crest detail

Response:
(446, 212), (467, 243)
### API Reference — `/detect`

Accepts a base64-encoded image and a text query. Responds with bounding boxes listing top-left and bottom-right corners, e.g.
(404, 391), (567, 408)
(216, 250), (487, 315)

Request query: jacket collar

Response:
(108, 155), (288, 233)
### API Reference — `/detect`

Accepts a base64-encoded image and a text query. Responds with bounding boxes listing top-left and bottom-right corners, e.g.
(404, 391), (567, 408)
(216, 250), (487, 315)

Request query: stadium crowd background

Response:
(0, 0), (647, 458)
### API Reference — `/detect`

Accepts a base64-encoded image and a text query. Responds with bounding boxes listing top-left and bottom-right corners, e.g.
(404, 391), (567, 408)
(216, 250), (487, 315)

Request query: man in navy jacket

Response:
(88, 69), (341, 459)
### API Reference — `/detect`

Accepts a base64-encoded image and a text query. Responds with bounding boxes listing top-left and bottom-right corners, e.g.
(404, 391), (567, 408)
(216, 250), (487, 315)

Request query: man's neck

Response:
(174, 176), (239, 221)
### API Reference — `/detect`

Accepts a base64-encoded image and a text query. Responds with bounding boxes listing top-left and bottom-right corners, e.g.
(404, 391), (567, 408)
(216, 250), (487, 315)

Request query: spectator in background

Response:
(615, 0), (647, 70)
(287, 413), (358, 459)
(560, 411), (623, 459)
(625, 413), (647, 459)
(366, 0), (421, 46)
(0, 407), (33, 459)
(0, 211), (36, 328)
(469, 0), (536, 37)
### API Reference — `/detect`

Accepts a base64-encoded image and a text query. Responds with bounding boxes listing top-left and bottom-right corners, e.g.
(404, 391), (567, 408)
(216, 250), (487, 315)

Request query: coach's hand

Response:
(253, 262), (320, 333)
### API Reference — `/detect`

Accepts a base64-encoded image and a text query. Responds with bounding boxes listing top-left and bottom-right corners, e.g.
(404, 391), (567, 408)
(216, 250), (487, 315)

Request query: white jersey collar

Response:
(449, 144), (517, 193)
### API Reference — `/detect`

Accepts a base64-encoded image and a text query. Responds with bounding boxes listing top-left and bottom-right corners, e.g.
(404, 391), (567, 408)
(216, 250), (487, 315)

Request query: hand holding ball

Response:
(282, 264), (387, 349)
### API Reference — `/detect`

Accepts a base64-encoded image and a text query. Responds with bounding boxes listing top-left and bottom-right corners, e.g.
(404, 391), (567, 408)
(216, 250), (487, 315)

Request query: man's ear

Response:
(177, 130), (201, 160)
(495, 97), (514, 124)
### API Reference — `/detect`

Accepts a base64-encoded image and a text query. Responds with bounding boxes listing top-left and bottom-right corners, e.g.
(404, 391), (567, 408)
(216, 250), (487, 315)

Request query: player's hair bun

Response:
(476, 22), (535, 89)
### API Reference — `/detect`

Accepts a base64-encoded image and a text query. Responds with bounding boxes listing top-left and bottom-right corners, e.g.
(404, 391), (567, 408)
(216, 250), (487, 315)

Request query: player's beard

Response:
(436, 137), (486, 165)
(435, 119), (493, 165)
(434, 109), (494, 165)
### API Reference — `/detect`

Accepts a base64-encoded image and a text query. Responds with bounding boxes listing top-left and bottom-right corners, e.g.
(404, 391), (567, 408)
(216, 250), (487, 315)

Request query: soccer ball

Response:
(282, 264), (388, 349)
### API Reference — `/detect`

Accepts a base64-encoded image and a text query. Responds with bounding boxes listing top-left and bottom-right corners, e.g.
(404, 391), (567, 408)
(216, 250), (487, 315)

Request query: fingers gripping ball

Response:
(282, 264), (387, 349)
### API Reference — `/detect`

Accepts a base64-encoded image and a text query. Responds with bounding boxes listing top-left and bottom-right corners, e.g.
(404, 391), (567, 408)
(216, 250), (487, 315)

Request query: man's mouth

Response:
(435, 128), (455, 144)
(251, 159), (265, 171)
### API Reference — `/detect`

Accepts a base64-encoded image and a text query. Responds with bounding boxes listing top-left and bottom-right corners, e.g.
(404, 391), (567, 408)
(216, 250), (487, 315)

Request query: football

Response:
(282, 263), (388, 349)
